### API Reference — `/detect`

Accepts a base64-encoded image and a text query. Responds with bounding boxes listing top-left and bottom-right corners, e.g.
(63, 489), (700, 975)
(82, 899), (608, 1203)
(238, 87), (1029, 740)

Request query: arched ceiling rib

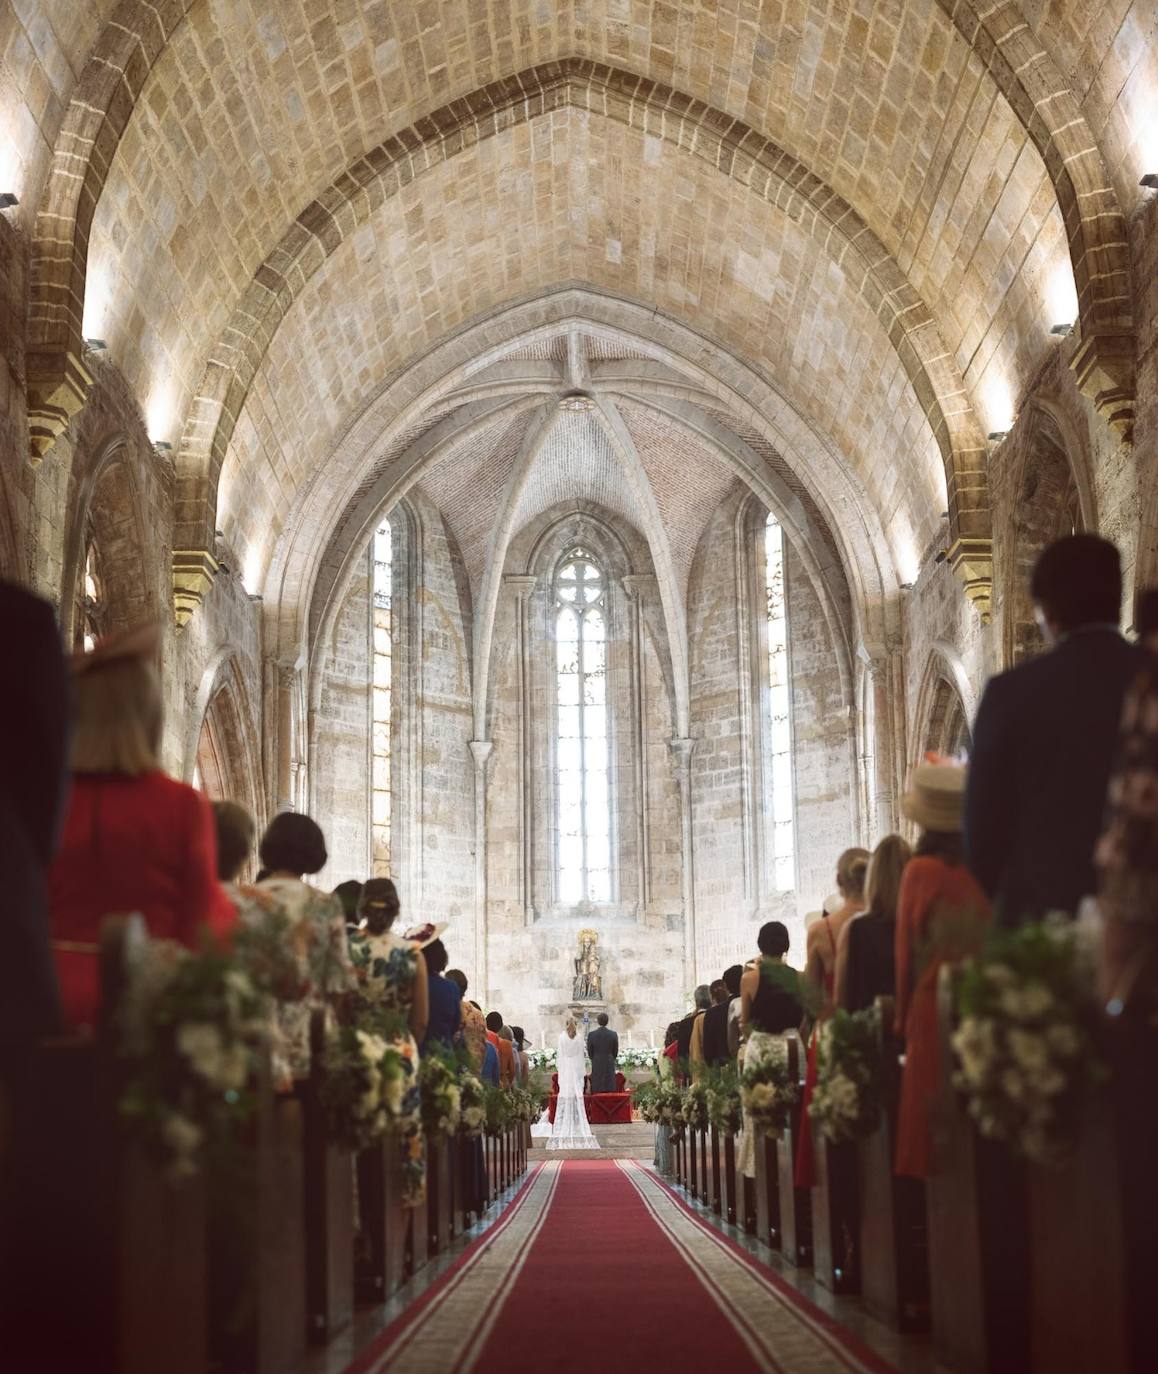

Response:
(213, 109), (955, 604)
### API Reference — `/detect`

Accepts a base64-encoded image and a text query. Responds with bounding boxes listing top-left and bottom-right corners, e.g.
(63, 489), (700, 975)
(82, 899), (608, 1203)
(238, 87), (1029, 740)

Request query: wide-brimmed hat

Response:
(402, 921), (448, 950)
(901, 762), (967, 833)
(70, 622), (160, 674)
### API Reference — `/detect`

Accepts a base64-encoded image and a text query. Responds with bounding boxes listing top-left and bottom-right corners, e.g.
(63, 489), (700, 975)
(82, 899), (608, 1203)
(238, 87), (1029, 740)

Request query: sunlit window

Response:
(554, 549), (611, 904)
(76, 539), (104, 652)
(765, 514), (795, 891)
(370, 520), (392, 877)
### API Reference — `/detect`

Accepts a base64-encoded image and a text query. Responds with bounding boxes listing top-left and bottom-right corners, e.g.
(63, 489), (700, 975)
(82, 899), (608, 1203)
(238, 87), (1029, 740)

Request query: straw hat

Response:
(401, 921), (448, 949)
(901, 762), (967, 833)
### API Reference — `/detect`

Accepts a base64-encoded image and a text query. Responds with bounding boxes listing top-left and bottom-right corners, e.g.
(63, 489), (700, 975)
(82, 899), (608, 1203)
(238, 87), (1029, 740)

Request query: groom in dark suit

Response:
(587, 1013), (618, 1093)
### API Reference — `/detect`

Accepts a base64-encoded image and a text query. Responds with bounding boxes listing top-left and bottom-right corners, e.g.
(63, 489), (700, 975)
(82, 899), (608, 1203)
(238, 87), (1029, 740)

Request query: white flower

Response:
(1008, 1028), (1049, 1075)
(356, 1030), (388, 1064)
(177, 1022), (224, 1082)
(953, 1017), (997, 1082)
(1000, 982), (1053, 1021)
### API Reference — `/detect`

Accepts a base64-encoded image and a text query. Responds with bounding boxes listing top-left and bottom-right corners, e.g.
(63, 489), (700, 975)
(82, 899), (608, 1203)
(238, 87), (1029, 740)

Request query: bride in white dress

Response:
(547, 1018), (598, 1150)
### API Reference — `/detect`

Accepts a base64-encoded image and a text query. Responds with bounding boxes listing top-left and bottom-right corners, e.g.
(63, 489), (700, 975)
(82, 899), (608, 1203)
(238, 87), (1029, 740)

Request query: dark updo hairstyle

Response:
(332, 879), (363, 923)
(259, 811), (328, 877)
(425, 938), (449, 974)
(757, 921), (790, 958)
(358, 877), (400, 935)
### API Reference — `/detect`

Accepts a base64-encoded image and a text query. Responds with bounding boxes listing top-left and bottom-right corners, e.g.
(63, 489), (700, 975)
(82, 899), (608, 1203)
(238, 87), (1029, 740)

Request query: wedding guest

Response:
(835, 834), (912, 1013)
(448, 972), (487, 1068)
(653, 1022), (680, 1176)
(966, 534), (1142, 925)
(239, 813), (353, 1087)
(796, 847), (869, 1187)
(213, 800), (255, 908)
(500, 1024), (520, 1084)
(485, 1010), (515, 1085)
(738, 923), (804, 1178)
(406, 928), (459, 1053)
(333, 879), (363, 929)
(511, 1027), (532, 1084)
(675, 984), (711, 1076)
(702, 972), (742, 1067)
(49, 625), (235, 1032)
(688, 979), (727, 1069)
(481, 1036), (501, 1086)
(349, 879), (427, 1205)
(895, 764), (990, 1179)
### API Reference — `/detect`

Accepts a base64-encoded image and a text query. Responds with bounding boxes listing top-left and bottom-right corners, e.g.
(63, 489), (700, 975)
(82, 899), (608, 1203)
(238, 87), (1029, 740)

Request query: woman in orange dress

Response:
(894, 763), (991, 1179)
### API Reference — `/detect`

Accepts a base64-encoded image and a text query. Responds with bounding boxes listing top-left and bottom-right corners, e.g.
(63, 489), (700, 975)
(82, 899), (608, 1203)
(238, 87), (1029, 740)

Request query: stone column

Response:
(622, 574), (653, 910)
(468, 739), (495, 1001)
(670, 736), (696, 989)
(504, 574), (538, 924)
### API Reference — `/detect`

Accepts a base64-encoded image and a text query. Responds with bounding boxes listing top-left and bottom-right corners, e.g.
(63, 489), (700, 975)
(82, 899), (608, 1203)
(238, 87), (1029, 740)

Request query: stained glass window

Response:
(370, 520), (392, 877)
(765, 514), (795, 891)
(555, 550), (611, 904)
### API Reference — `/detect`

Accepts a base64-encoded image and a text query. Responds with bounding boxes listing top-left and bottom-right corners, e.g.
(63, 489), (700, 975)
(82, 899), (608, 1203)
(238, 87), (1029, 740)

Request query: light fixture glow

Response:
(83, 261), (113, 342)
(982, 372), (1016, 442)
(1045, 261), (1079, 336)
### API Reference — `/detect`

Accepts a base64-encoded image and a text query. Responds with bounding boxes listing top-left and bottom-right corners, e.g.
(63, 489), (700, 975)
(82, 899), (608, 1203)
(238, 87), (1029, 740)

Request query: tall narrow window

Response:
(370, 520), (393, 876)
(765, 514), (795, 890)
(555, 549), (611, 904)
(75, 538), (104, 652)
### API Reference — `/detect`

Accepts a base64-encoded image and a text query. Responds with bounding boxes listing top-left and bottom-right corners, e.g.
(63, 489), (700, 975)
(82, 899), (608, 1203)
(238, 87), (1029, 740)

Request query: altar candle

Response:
(649, 1028), (655, 1049)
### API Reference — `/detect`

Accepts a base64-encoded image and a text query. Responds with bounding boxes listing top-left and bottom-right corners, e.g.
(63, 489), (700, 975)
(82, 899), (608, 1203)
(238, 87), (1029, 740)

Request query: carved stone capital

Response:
(503, 574), (538, 601)
(1070, 331), (1135, 443)
(172, 548), (220, 628)
(669, 736), (695, 778)
(26, 349), (92, 465)
(944, 536), (993, 624)
(621, 573), (656, 600)
(468, 739), (495, 775)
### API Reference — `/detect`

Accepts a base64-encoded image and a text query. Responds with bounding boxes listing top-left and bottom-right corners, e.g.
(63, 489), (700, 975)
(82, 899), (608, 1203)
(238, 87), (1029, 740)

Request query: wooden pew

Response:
(812, 1138), (859, 1293)
(17, 917), (207, 1374)
(774, 1036), (812, 1266)
(708, 1125), (723, 1216)
(857, 997), (929, 1331)
(303, 1012), (354, 1345)
(697, 1125), (711, 1202)
(722, 1131), (738, 1224)
(752, 1128), (781, 1250)
(209, 1074), (308, 1374)
(427, 1132), (454, 1255)
(355, 1136), (409, 1301)
(688, 1126), (699, 1199)
(927, 968), (1029, 1374)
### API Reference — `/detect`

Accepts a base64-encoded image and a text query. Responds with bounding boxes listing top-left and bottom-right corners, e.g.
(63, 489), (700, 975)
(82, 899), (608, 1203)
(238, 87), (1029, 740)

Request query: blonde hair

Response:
(565, 1017), (577, 1032)
(71, 657), (162, 776)
(864, 834), (912, 920)
(836, 846), (871, 899)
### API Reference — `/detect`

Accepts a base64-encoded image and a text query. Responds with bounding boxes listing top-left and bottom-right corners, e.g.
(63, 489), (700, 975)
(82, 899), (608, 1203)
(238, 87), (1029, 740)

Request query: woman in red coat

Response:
(48, 626), (235, 1032)
(894, 763), (991, 1179)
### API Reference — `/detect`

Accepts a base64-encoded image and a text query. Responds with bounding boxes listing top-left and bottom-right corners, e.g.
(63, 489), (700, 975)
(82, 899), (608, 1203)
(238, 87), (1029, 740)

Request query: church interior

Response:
(1, 1), (1156, 1371)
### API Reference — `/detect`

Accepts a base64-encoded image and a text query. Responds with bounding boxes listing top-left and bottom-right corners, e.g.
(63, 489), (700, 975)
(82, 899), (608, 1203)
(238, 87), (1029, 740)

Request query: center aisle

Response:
(346, 1161), (898, 1374)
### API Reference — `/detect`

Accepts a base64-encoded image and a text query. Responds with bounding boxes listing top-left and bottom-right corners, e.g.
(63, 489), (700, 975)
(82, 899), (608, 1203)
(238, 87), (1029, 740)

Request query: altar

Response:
(547, 1072), (634, 1126)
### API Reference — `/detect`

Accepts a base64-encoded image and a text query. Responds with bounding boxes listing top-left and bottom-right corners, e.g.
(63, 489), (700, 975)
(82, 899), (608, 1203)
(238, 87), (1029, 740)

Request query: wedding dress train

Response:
(548, 1029), (598, 1150)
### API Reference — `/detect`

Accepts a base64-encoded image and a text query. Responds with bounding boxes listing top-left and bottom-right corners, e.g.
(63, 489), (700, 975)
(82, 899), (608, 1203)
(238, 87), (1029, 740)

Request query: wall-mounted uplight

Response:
(152, 440), (173, 454)
(1049, 323), (1072, 336)
(987, 430), (1010, 443)
(85, 338), (108, 352)
(899, 581), (915, 591)
(0, 193), (18, 210)
(1140, 174), (1158, 190)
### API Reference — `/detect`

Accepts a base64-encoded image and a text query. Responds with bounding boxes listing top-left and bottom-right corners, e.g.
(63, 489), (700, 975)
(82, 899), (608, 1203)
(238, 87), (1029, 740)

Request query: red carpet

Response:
(345, 1161), (899, 1374)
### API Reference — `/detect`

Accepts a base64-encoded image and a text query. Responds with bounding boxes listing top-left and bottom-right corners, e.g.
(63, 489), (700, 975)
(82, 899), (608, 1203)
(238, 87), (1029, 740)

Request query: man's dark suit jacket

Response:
(586, 1025), (619, 1093)
(0, 581), (68, 1052)
(964, 626), (1143, 925)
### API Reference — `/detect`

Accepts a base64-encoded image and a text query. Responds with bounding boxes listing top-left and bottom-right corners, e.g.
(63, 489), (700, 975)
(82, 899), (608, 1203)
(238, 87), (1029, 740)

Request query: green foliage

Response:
(321, 1019), (417, 1152)
(457, 1070), (487, 1137)
(953, 919), (1107, 1166)
(417, 1051), (462, 1136)
(705, 1065), (743, 1136)
(810, 1007), (884, 1144)
(740, 1051), (798, 1137)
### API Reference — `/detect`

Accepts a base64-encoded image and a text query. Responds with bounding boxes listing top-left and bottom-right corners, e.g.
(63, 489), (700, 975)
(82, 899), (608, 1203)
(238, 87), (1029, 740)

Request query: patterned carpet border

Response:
(618, 1162), (899, 1374)
(343, 1162), (557, 1374)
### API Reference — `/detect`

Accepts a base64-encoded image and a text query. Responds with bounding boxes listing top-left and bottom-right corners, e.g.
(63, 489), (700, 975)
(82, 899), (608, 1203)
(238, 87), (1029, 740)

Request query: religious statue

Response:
(572, 929), (602, 1001)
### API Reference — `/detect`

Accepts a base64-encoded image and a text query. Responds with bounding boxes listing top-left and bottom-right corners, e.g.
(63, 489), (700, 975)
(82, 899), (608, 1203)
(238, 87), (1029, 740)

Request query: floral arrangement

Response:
(655, 1080), (687, 1140)
(683, 1080), (711, 1132)
(483, 1082), (515, 1137)
(509, 1085), (548, 1125)
(118, 938), (272, 1179)
(322, 1021), (417, 1152)
(527, 1048), (557, 1072)
(952, 920), (1106, 1166)
(706, 1068), (743, 1136)
(619, 1048), (659, 1070)
(630, 1080), (661, 1122)
(457, 1071), (487, 1137)
(418, 1053), (462, 1137)
(809, 1008), (884, 1144)
(740, 1052), (798, 1137)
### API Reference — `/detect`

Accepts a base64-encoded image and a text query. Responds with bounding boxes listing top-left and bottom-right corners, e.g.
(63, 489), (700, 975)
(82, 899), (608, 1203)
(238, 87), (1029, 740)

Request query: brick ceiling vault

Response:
(290, 291), (905, 676)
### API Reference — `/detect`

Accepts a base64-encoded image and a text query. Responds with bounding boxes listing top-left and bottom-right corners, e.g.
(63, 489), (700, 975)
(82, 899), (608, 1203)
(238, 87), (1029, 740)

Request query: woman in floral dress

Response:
(738, 921), (805, 1177)
(237, 812), (351, 1089)
(349, 878), (429, 1205)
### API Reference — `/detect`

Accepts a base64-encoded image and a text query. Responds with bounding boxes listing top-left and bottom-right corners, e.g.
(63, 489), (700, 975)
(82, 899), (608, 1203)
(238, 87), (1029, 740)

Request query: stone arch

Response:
(171, 60), (988, 578)
(1003, 409), (1086, 666)
(185, 650), (265, 823)
(913, 644), (976, 762)
(58, 433), (157, 648)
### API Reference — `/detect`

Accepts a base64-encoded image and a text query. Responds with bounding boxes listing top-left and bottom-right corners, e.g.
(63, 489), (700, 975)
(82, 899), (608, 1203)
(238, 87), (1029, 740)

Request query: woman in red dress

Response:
(894, 763), (991, 1179)
(48, 626), (235, 1032)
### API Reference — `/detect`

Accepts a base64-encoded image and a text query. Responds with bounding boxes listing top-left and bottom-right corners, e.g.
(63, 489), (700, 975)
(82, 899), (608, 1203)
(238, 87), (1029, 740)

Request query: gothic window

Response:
(370, 520), (393, 877)
(764, 514), (796, 891)
(75, 537), (105, 652)
(554, 549), (611, 904)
